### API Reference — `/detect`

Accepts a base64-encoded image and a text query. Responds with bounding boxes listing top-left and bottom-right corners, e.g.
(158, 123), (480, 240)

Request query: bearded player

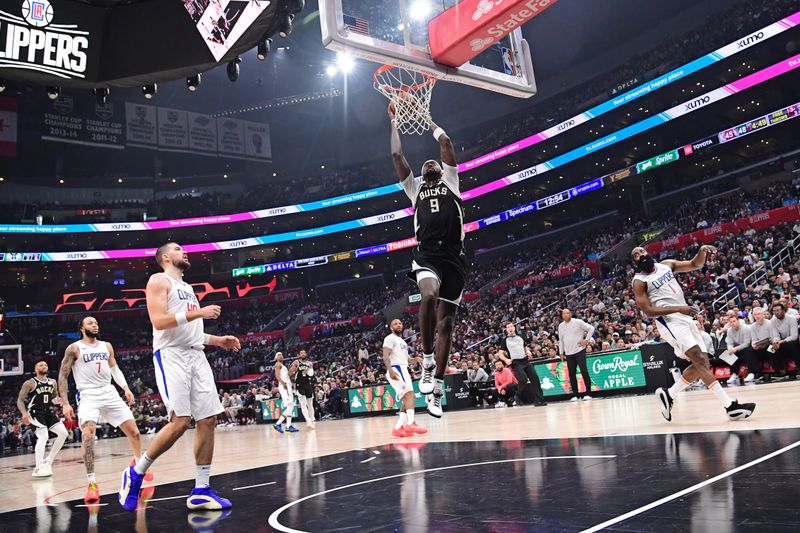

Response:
(631, 245), (755, 421)
(389, 104), (465, 419)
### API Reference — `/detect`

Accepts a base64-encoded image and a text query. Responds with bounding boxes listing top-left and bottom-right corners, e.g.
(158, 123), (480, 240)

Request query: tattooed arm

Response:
(16, 379), (33, 425)
(59, 343), (78, 420)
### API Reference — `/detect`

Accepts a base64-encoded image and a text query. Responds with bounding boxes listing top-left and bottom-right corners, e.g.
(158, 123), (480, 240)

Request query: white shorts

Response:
(153, 347), (223, 421)
(655, 315), (705, 360)
(76, 384), (134, 428)
(278, 385), (295, 412)
(387, 365), (414, 400)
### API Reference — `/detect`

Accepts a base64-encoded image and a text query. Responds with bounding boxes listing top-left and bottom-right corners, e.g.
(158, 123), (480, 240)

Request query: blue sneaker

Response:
(118, 465), (144, 511)
(286, 425), (299, 432)
(273, 423), (284, 434)
(187, 509), (232, 532)
(186, 487), (232, 510)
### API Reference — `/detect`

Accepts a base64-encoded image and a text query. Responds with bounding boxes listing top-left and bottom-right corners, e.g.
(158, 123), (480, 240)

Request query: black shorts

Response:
(296, 382), (314, 398)
(30, 410), (60, 430)
(408, 243), (467, 305)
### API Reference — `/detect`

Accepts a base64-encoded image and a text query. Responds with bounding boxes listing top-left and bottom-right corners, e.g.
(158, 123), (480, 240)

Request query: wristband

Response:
(175, 312), (188, 326)
(433, 127), (446, 141)
(204, 334), (212, 345)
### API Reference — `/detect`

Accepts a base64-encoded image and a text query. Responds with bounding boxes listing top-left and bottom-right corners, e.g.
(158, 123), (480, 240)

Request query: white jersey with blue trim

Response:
(633, 262), (688, 313)
(153, 273), (204, 351)
(73, 340), (112, 391)
(383, 333), (409, 367)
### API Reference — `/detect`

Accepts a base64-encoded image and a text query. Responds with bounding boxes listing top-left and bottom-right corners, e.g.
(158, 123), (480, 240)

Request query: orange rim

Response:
(374, 64), (436, 93)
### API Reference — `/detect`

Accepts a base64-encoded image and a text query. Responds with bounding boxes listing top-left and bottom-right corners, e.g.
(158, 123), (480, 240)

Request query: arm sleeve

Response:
(402, 172), (420, 203)
(441, 163), (460, 195)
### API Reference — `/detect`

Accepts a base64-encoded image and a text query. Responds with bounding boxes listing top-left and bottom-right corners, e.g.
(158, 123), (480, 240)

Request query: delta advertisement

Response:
(534, 349), (646, 397)
(347, 379), (447, 415)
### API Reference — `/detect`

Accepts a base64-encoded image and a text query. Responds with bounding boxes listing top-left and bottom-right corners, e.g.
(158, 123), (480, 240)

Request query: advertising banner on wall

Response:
(347, 379), (447, 415)
(534, 349), (646, 397)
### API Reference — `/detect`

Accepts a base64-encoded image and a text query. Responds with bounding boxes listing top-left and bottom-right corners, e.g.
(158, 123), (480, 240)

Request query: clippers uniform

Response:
(277, 363), (295, 411)
(384, 333), (413, 400)
(73, 340), (133, 428)
(27, 377), (59, 429)
(634, 262), (705, 359)
(152, 273), (222, 421)
(403, 163), (467, 305)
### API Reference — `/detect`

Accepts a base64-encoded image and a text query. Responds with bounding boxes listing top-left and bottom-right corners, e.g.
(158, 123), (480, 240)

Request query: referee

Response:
(498, 322), (546, 406)
(557, 309), (595, 401)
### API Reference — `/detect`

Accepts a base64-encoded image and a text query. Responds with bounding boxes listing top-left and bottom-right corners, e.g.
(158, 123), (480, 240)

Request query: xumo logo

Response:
(111, 224), (131, 230)
(377, 213), (396, 222)
(229, 240), (248, 248)
(684, 95), (710, 111)
(0, 1), (89, 78)
(557, 119), (575, 131)
(268, 207), (287, 215)
(737, 31), (764, 49)
(66, 252), (88, 259)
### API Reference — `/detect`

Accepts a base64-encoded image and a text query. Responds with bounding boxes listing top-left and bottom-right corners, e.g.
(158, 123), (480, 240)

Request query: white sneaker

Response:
(583, 396), (593, 401)
(727, 374), (739, 386)
(494, 401), (506, 408)
(570, 397), (579, 402)
(426, 392), (443, 418)
(419, 365), (436, 394)
(743, 373), (755, 383)
(33, 460), (52, 478)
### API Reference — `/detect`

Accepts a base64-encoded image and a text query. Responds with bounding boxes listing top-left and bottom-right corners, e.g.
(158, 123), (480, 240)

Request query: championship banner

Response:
(534, 349), (646, 397)
(217, 117), (246, 156)
(183, 0), (271, 61)
(157, 107), (189, 150)
(125, 102), (158, 147)
(0, 96), (18, 157)
(188, 112), (218, 153)
(43, 94), (124, 149)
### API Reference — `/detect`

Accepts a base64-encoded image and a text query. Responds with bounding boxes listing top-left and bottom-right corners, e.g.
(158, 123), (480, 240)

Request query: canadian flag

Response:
(0, 96), (18, 157)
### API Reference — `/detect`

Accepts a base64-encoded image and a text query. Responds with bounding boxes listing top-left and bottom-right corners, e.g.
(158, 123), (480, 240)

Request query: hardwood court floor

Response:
(0, 381), (798, 531)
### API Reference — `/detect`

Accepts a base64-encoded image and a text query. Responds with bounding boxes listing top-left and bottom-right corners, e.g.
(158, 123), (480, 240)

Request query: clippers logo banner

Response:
(0, 0), (93, 79)
(182, 0), (271, 61)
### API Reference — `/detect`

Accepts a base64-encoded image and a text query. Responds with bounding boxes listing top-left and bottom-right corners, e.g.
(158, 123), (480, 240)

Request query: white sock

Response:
(433, 378), (444, 395)
(423, 353), (435, 369)
(406, 409), (415, 425)
(668, 376), (691, 398)
(395, 412), (407, 430)
(709, 381), (733, 408)
(276, 416), (285, 425)
(48, 423), (68, 460)
(134, 452), (154, 475)
(195, 465), (211, 488)
(286, 416), (293, 427)
(34, 427), (48, 466)
(87, 473), (96, 483)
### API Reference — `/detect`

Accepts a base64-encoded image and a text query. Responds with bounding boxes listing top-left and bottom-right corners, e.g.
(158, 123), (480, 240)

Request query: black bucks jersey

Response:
(403, 162), (468, 305)
(27, 377), (60, 428)
(294, 359), (315, 397)
(403, 163), (464, 246)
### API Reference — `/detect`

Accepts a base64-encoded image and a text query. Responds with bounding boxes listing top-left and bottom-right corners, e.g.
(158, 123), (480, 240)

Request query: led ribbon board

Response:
(1, 12), (796, 235)
(5, 54), (800, 263)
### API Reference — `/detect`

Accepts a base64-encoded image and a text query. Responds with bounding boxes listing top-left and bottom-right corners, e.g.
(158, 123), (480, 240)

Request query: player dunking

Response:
(383, 319), (427, 437)
(290, 350), (316, 430)
(16, 361), (69, 478)
(118, 242), (241, 512)
(631, 245), (755, 421)
(58, 316), (149, 504)
(273, 352), (299, 433)
(389, 105), (465, 418)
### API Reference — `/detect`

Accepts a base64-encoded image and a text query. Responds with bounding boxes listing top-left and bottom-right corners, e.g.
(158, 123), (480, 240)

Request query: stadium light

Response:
(279, 13), (295, 38)
(336, 53), (355, 74)
(326, 65), (337, 77)
(46, 86), (60, 100)
(142, 84), (157, 99)
(409, 1), (432, 21)
(187, 73), (202, 91)
(227, 57), (241, 82)
(257, 38), (272, 60)
(93, 87), (109, 105)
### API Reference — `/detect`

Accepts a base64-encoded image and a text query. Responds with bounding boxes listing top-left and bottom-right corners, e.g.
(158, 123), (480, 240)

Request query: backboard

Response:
(319, 0), (537, 98)
(0, 344), (23, 377)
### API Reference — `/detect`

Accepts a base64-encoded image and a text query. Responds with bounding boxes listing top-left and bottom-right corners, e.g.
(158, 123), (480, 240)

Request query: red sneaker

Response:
(391, 427), (412, 437)
(131, 458), (154, 483)
(84, 481), (100, 504)
(404, 423), (428, 434)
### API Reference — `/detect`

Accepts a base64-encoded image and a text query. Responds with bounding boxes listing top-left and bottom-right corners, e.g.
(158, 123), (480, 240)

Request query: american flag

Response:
(343, 14), (370, 36)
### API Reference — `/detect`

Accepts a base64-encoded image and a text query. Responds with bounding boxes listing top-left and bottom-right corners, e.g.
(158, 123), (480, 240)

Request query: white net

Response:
(374, 65), (437, 135)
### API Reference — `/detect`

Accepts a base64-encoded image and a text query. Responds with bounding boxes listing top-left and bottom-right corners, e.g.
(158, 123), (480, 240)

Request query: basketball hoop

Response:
(374, 64), (437, 135)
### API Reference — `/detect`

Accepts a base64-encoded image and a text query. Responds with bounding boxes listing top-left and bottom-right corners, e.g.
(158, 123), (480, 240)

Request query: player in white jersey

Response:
(119, 242), (241, 513)
(59, 316), (145, 504)
(631, 246), (755, 422)
(273, 352), (299, 433)
(383, 319), (427, 437)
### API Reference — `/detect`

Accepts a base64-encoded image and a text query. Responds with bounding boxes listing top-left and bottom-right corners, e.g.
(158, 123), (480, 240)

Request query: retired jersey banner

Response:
(43, 94), (124, 149)
(0, 96), (18, 157)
